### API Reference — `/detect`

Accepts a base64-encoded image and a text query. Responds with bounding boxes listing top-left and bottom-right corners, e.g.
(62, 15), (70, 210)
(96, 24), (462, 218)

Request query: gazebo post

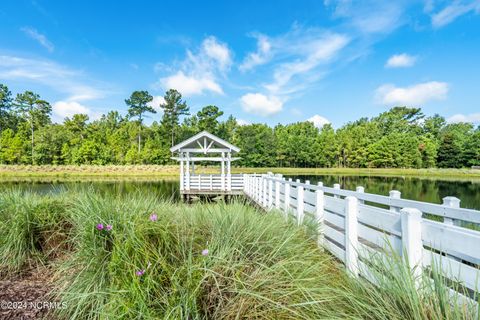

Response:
(180, 152), (184, 191)
(227, 152), (231, 191)
(221, 151), (225, 191)
(186, 151), (190, 190)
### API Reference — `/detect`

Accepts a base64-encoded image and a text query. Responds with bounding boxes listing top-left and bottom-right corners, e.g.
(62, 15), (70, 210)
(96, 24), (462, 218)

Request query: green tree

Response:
(125, 90), (155, 154)
(437, 133), (462, 168)
(160, 89), (189, 147)
(197, 105), (223, 133)
(14, 91), (51, 164)
(0, 84), (13, 157)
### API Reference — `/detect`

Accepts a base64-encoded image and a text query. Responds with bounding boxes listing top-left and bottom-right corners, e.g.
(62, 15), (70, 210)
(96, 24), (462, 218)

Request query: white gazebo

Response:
(170, 131), (243, 198)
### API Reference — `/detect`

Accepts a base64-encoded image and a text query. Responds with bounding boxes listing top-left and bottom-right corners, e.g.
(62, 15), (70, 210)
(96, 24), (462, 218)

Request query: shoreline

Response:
(0, 165), (480, 181)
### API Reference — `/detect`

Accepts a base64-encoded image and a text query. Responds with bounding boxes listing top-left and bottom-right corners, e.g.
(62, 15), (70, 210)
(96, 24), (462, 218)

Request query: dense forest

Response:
(0, 83), (479, 168)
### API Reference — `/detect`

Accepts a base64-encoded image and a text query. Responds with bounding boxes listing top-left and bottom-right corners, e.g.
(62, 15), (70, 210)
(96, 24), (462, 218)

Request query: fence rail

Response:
(243, 173), (480, 307)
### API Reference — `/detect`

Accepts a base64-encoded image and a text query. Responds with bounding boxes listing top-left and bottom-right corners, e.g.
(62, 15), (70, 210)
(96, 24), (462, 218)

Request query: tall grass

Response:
(1, 189), (478, 319)
(55, 191), (352, 319)
(0, 189), (71, 274)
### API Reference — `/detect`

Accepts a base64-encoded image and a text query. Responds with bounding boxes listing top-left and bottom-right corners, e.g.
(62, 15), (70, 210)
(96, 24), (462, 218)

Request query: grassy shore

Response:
(1, 165), (480, 180)
(0, 189), (477, 319)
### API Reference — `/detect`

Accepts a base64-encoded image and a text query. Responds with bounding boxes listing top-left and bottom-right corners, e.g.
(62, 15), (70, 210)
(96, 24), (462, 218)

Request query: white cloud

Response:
(52, 100), (101, 122)
(239, 34), (272, 72)
(148, 95), (166, 112)
(431, 1), (480, 28)
(21, 26), (54, 52)
(324, 0), (406, 34)
(156, 36), (231, 96)
(308, 114), (331, 128)
(202, 36), (232, 71)
(265, 31), (349, 94)
(240, 93), (283, 116)
(160, 71), (223, 96)
(385, 53), (416, 68)
(0, 55), (108, 101)
(447, 113), (480, 124)
(375, 81), (449, 106)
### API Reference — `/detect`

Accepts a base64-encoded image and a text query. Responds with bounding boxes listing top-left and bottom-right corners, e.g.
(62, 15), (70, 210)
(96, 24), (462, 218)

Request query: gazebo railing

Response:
(183, 174), (244, 191)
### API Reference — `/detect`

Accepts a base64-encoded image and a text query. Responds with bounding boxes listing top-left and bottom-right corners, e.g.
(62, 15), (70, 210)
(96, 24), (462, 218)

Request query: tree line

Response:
(0, 83), (479, 168)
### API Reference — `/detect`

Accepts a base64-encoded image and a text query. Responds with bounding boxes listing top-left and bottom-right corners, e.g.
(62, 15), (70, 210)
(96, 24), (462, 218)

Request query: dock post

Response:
(315, 182), (324, 250)
(356, 186), (364, 204)
(333, 183), (340, 198)
(268, 178), (273, 209)
(389, 190), (401, 213)
(297, 185), (304, 225)
(284, 179), (291, 219)
(275, 179), (281, 209)
(400, 208), (423, 288)
(345, 196), (359, 277)
(443, 197), (460, 226)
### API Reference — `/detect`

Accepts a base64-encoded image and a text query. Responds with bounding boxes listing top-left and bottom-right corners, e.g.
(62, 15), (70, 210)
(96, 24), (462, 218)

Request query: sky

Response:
(0, 0), (479, 128)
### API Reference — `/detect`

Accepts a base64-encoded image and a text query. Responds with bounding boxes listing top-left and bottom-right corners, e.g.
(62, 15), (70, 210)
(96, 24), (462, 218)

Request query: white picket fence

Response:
(243, 173), (480, 307)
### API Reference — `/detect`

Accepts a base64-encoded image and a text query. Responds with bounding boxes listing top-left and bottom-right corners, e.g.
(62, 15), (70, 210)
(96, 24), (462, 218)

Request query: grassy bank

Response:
(0, 189), (477, 319)
(1, 165), (480, 180)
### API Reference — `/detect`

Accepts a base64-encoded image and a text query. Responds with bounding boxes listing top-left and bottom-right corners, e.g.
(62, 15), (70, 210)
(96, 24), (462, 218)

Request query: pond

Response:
(1, 174), (479, 210)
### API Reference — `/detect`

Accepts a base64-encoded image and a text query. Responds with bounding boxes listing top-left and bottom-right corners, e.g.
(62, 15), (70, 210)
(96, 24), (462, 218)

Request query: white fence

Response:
(243, 173), (480, 306)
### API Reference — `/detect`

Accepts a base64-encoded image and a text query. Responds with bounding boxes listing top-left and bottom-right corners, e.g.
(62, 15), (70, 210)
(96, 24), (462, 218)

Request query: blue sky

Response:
(0, 0), (479, 127)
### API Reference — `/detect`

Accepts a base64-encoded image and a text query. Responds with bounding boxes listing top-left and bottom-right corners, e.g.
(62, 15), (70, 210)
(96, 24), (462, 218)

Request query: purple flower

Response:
(149, 213), (158, 222)
(201, 249), (209, 256)
(96, 223), (104, 231)
(106, 224), (113, 231)
(136, 269), (145, 276)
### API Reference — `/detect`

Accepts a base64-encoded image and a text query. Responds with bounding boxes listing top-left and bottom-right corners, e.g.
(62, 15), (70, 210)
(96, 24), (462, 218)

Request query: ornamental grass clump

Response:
(54, 191), (353, 319)
(0, 189), (71, 275)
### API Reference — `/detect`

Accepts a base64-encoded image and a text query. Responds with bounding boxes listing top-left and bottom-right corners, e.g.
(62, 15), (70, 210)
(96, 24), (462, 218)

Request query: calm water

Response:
(288, 175), (480, 210)
(0, 175), (479, 210)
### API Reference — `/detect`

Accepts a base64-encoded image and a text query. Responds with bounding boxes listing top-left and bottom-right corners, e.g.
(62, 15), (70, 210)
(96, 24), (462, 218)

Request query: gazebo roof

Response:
(170, 131), (240, 154)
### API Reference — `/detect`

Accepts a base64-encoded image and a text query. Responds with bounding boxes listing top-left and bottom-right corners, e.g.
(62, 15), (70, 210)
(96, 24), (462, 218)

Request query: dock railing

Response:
(183, 174), (244, 191)
(243, 172), (480, 307)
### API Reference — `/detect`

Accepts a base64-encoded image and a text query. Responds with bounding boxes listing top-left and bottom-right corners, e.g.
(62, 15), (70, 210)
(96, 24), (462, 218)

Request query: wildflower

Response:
(96, 223), (104, 231)
(201, 249), (209, 256)
(106, 224), (113, 231)
(149, 213), (158, 222)
(136, 269), (145, 276)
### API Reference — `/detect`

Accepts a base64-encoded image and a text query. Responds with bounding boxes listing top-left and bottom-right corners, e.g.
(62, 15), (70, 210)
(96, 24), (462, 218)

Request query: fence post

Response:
(275, 179), (281, 209)
(442, 196), (460, 226)
(262, 176), (268, 208)
(356, 186), (364, 204)
(389, 190), (401, 213)
(284, 179), (291, 219)
(333, 183), (341, 198)
(400, 208), (423, 286)
(345, 196), (359, 277)
(297, 185), (305, 225)
(316, 182), (325, 250)
(268, 178), (273, 209)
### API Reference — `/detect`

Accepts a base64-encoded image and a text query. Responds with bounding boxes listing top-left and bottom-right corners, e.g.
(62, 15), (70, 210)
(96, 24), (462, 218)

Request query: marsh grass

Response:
(0, 189), (478, 319)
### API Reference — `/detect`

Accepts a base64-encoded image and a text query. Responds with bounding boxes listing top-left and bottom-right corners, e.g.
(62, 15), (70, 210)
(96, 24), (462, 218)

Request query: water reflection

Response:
(0, 175), (479, 210)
